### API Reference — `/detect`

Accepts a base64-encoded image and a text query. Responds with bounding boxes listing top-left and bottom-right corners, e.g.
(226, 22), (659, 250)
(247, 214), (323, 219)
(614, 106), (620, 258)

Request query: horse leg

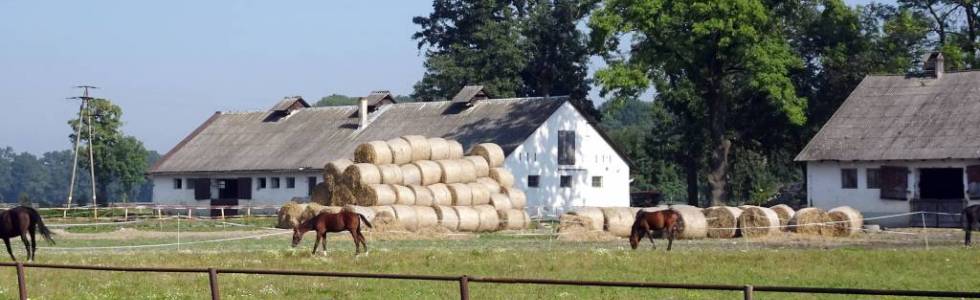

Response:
(3, 238), (14, 261)
(29, 226), (37, 261)
(312, 232), (322, 255)
(358, 229), (368, 253)
(319, 232), (329, 255)
(966, 214), (974, 246)
(350, 230), (361, 254)
(20, 233), (31, 262)
(666, 225), (676, 252)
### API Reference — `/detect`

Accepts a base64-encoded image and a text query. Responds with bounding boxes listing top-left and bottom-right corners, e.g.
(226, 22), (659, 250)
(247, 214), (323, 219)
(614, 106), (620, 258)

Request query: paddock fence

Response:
(1, 262), (978, 300)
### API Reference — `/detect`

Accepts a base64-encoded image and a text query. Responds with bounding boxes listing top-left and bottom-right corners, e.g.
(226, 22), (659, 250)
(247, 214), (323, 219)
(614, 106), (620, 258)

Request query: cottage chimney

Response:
(924, 52), (944, 79)
(359, 97), (368, 128)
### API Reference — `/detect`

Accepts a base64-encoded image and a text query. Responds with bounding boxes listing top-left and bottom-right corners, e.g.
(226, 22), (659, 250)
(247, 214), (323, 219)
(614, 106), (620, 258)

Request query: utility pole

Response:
(66, 85), (99, 219)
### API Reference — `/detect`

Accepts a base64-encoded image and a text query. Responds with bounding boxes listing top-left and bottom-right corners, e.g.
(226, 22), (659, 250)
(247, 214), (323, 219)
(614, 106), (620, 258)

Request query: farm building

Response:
(148, 87), (630, 216)
(796, 54), (980, 227)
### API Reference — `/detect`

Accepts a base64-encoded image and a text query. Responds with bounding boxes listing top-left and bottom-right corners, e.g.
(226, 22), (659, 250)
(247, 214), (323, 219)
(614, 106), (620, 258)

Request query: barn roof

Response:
(149, 96), (627, 175)
(796, 71), (980, 162)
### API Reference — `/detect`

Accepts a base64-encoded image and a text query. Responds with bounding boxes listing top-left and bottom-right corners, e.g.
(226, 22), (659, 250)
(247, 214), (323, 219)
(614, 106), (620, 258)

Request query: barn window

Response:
(527, 175), (540, 188)
(286, 177), (296, 189)
(271, 177), (281, 189)
(558, 130), (576, 165)
(968, 165), (980, 199)
(841, 169), (857, 189)
(866, 168), (880, 189)
(560, 175), (572, 188)
(880, 166), (910, 200)
(257, 178), (267, 189)
(592, 176), (602, 188)
(173, 178), (182, 189)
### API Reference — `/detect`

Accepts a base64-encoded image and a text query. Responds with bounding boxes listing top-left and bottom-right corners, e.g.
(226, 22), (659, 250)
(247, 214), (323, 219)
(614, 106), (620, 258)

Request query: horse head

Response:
(628, 228), (641, 249)
(291, 224), (309, 247)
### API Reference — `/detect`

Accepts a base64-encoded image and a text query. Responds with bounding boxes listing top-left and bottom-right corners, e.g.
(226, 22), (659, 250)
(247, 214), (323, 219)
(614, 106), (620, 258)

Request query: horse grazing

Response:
(629, 209), (680, 251)
(0, 206), (55, 261)
(292, 210), (372, 255)
(964, 204), (980, 246)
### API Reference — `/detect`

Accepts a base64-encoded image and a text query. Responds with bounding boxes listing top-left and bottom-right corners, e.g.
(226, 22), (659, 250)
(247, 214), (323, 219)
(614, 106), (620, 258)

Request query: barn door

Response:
(193, 178), (211, 200)
(968, 165), (980, 200)
(880, 166), (909, 200)
(237, 177), (252, 200)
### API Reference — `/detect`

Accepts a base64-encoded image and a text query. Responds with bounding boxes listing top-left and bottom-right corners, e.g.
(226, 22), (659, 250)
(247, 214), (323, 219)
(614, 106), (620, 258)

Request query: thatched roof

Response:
(150, 97), (626, 175)
(796, 71), (980, 161)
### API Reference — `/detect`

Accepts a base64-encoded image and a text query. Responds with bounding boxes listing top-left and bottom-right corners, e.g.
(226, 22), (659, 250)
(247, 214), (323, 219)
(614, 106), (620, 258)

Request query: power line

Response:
(65, 85), (100, 219)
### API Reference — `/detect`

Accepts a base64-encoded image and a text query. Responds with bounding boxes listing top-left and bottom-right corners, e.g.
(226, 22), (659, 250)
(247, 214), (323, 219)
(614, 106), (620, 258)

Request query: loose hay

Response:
(377, 164), (404, 184)
(497, 209), (528, 230)
(401, 135), (432, 162)
(500, 186), (526, 209)
(427, 137), (451, 160)
(323, 159), (353, 186)
(370, 210), (402, 232)
(463, 156), (490, 177)
(414, 206), (440, 229)
(789, 207), (831, 236)
(433, 205), (460, 231)
(408, 185), (434, 206)
(475, 177), (501, 193)
(738, 206), (781, 238)
(413, 160), (442, 185)
(453, 206), (481, 232)
(344, 163), (382, 188)
(601, 207), (636, 237)
(400, 164), (422, 185)
(467, 182), (491, 205)
(390, 205), (419, 232)
(671, 206), (708, 239)
(489, 168), (515, 188)
(357, 184), (397, 206)
(489, 193), (512, 210)
(309, 182), (331, 205)
(331, 185), (358, 206)
(428, 183), (453, 206)
(390, 184), (416, 205)
(770, 204), (795, 229)
(447, 140), (465, 159)
(354, 141), (392, 164)
(277, 201), (307, 229)
(473, 205), (500, 232)
(827, 206), (864, 237)
(386, 138), (414, 165)
(343, 205), (376, 222)
(446, 183), (473, 206)
(703, 206), (742, 238)
(436, 160), (465, 184)
(470, 143), (505, 167)
(567, 207), (604, 231)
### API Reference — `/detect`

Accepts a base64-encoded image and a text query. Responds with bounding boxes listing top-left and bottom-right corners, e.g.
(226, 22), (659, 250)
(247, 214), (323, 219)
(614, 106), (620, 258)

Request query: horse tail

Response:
(26, 207), (55, 245)
(359, 214), (374, 229)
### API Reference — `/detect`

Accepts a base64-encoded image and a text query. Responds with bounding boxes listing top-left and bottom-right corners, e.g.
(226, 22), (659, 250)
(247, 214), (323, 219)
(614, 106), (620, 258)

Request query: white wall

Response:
(152, 172), (322, 207)
(807, 160), (980, 226)
(505, 102), (631, 217)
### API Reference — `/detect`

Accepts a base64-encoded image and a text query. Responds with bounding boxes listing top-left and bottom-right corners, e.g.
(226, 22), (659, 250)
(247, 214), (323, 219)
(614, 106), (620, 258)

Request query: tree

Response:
(68, 99), (148, 204)
(315, 94), (359, 106)
(522, 0), (596, 115)
(591, 0), (807, 205)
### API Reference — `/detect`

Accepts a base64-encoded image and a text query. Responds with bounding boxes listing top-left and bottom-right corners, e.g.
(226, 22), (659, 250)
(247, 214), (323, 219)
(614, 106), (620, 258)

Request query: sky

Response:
(0, 0), (890, 155)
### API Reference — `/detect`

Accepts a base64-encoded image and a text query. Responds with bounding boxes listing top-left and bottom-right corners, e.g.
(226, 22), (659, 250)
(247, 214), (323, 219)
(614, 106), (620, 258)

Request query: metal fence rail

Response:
(1, 262), (978, 300)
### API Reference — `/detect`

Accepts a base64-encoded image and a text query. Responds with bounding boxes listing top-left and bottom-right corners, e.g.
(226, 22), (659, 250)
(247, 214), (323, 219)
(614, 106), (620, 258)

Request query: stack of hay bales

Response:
(559, 205), (707, 239)
(322, 137), (529, 232)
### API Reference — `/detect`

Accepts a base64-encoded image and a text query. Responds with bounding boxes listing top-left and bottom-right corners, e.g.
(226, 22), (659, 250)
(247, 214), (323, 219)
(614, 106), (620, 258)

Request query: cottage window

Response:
(880, 166), (909, 200)
(257, 178), (267, 189)
(527, 175), (540, 188)
(286, 177), (296, 189)
(866, 168), (880, 189)
(173, 178), (182, 189)
(560, 175), (573, 188)
(592, 176), (603, 188)
(271, 177), (281, 189)
(841, 169), (857, 189)
(558, 130), (576, 165)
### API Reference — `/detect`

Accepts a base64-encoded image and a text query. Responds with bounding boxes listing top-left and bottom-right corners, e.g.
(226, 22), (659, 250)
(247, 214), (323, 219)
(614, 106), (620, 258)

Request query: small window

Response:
(173, 178), (182, 189)
(560, 175), (572, 188)
(841, 169), (857, 189)
(286, 177), (296, 189)
(866, 168), (880, 189)
(528, 175), (540, 188)
(271, 177), (281, 189)
(592, 176), (602, 188)
(558, 130), (576, 165)
(257, 178), (267, 189)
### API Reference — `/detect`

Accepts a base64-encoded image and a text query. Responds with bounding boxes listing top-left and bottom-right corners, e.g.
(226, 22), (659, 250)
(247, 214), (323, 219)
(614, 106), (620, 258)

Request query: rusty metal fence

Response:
(1, 262), (978, 300)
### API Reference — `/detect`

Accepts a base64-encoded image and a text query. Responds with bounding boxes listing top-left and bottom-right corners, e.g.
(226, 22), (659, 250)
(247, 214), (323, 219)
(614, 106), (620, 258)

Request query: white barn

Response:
(148, 87), (631, 216)
(796, 55), (980, 227)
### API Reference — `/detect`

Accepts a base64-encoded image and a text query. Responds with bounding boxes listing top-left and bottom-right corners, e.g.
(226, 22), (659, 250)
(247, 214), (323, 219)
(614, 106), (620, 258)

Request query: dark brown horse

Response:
(0, 206), (54, 261)
(629, 209), (680, 251)
(292, 211), (372, 255)
(964, 204), (980, 246)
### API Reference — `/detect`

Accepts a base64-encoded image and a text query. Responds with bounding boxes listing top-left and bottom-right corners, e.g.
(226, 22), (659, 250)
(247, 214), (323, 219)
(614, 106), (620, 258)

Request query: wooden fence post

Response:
(208, 268), (220, 300)
(458, 275), (470, 300)
(16, 262), (27, 300)
(743, 285), (753, 300)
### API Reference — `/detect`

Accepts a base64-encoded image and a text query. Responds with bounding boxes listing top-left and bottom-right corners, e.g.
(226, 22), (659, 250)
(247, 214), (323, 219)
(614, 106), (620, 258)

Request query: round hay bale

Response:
(770, 204), (795, 228)
(568, 207), (604, 231)
(601, 207), (636, 237)
(370, 205), (396, 219)
(446, 183), (473, 206)
(400, 164), (422, 185)
(501, 186), (527, 209)
(470, 143), (505, 167)
(789, 207), (832, 236)
(343, 205), (375, 222)
(390, 205), (419, 232)
(414, 206), (439, 229)
(344, 163), (381, 188)
(456, 159), (478, 182)
(428, 183), (453, 206)
(401, 135), (431, 162)
(370, 209), (402, 232)
(475, 177), (501, 193)
(453, 206), (480, 232)
(436, 160), (464, 184)
(433, 205), (460, 231)
(827, 206), (864, 237)
(467, 182), (491, 205)
(408, 185), (434, 206)
(489, 193), (512, 210)
(462, 156), (491, 177)
(276, 201), (306, 229)
(377, 164), (404, 184)
(330, 185), (357, 207)
(310, 182), (331, 205)
(354, 141), (392, 164)
(427, 137), (451, 160)
(304, 203), (343, 221)
(558, 213), (593, 233)
(386, 138), (414, 165)
(447, 140), (465, 159)
(489, 168), (515, 188)
(497, 209), (527, 230)
(473, 205), (500, 232)
(738, 206), (781, 237)
(703, 206), (742, 238)
(390, 184), (416, 205)
(323, 159), (353, 186)
(357, 184), (397, 206)
(412, 160), (442, 185)
(670, 206), (708, 239)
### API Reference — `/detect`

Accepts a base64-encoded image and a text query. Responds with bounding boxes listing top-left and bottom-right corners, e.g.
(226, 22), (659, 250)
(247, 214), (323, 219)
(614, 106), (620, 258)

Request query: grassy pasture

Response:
(0, 217), (975, 299)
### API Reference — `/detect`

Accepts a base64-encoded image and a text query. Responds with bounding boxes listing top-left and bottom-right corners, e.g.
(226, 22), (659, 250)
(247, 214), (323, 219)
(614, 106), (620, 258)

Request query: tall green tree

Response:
(68, 99), (148, 204)
(315, 94), (359, 106)
(522, 0), (596, 115)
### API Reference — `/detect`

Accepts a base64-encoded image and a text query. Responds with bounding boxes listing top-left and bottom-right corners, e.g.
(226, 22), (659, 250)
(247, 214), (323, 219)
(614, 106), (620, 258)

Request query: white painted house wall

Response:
(806, 160), (980, 226)
(152, 172), (322, 207)
(505, 102), (631, 217)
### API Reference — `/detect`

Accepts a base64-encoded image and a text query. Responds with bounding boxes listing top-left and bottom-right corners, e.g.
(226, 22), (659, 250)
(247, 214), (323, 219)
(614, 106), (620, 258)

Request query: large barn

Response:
(796, 54), (980, 227)
(148, 87), (631, 217)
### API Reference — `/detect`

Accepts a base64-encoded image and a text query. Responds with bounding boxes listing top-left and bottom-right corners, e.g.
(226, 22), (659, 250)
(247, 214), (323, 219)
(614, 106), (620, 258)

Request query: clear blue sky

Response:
(0, 0), (889, 155)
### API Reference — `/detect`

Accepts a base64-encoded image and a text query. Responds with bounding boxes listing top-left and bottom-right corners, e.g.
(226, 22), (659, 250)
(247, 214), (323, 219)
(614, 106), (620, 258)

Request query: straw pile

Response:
(468, 182), (490, 205)
(738, 206), (781, 237)
(473, 205), (500, 232)
(414, 206), (440, 229)
(447, 183), (472, 205)
(489, 168), (515, 188)
(558, 213), (593, 233)
(770, 204), (795, 229)
(489, 193), (512, 210)
(354, 141), (392, 164)
(428, 137), (451, 160)
(391, 205), (419, 232)
(401, 135), (431, 161)
(391, 184), (416, 205)
(475, 177), (501, 193)
(703, 206), (742, 238)
(447, 140), (465, 159)
(463, 156), (490, 177)
(324, 159), (353, 187)
(277, 201), (307, 229)
(671, 206), (708, 239)
(359, 184), (397, 206)
(789, 207), (831, 236)
(429, 183), (452, 206)
(827, 206), (863, 237)
(453, 206), (480, 231)
(414, 160), (442, 185)
(401, 164), (422, 185)
(344, 164), (381, 189)
(409, 185), (433, 206)
(471, 143), (505, 167)
(310, 182), (330, 205)
(378, 164), (404, 184)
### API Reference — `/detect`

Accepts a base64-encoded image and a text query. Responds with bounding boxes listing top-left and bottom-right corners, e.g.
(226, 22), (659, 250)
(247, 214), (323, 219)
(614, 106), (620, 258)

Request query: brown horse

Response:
(964, 204), (980, 246)
(0, 206), (55, 261)
(629, 209), (680, 251)
(292, 211), (372, 255)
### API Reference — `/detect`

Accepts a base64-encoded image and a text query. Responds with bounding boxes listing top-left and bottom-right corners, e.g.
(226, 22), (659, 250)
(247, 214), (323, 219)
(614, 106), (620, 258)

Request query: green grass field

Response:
(0, 217), (976, 299)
